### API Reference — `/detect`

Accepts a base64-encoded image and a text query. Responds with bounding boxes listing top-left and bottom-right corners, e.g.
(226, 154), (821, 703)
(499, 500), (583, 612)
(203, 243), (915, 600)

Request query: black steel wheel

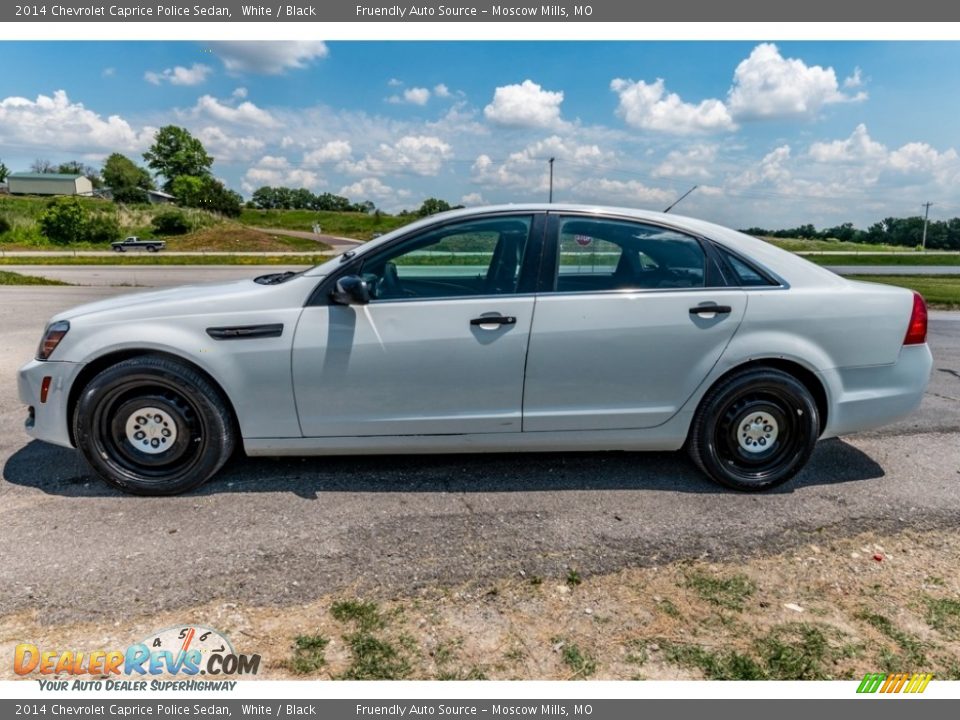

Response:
(687, 367), (819, 491)
(73, 355), (235, 495)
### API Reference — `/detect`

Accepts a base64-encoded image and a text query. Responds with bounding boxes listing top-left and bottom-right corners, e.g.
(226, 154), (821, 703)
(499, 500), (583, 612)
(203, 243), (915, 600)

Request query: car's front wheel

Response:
(73, 355), (235, 495)
(687, 367), (819, 491)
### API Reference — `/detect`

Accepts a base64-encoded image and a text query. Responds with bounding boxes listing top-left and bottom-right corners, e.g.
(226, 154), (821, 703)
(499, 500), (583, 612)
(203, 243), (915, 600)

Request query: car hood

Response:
(50, 276), (316, 324)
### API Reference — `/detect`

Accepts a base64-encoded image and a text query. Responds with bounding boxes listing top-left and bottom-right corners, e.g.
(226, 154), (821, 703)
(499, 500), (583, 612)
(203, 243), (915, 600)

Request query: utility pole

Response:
(921, 202), (933, 251)
(548, 157), (555, 203)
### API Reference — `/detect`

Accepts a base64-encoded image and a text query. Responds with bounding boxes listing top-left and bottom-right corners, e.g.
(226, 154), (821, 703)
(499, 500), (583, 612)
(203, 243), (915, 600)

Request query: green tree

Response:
(0, 159), (8, 184)
(416, 198), (452, 217)
(143, 126), (214, 192)
(57, 161), (102, 188)
(151, 209), (191, 235)
(38, 197), (88, 245)
(102, 153), (154, 203)
(171, 175), (242, 217)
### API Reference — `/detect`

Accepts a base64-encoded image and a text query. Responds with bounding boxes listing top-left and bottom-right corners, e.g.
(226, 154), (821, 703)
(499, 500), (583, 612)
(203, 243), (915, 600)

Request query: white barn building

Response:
(8, 173), (94, 196)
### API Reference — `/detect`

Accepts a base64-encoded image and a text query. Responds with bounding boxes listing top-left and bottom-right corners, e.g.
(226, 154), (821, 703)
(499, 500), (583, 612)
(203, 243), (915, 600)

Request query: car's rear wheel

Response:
(73, 355), (235, 495)
(147, 245), (158, 253)
(113, 246), (124, 252)
(687, 367), (819, 491)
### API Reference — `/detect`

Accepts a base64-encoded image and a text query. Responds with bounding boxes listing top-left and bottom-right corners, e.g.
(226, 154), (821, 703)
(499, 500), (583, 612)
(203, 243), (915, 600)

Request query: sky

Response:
(1, 40), (959, 228)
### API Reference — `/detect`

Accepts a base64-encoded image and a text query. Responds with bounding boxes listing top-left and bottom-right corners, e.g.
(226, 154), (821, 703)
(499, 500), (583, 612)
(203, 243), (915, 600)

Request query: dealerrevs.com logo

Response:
(14, 625), (260, 686)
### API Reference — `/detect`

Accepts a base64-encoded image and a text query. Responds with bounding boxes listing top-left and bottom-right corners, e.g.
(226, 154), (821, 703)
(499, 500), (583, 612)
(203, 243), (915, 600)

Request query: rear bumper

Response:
(17, 358), (83, 449)
(820, 344), (933, 438)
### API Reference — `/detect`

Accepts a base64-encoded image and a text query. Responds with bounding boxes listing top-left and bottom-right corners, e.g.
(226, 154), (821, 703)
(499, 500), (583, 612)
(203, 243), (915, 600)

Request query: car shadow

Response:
(3, 437), (884, 499)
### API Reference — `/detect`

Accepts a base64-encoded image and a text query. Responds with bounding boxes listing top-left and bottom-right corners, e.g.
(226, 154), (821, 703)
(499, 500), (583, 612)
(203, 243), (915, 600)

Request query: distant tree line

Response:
(743, 216), (960, 250)
(248, 186), (374, 213)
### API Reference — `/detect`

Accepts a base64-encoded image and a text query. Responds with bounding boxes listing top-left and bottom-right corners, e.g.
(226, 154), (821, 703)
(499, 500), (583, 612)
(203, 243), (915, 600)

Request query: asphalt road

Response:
(2, 264), (313, 286)
(1, 283), (959, 624)
(826, 265), (960, 275)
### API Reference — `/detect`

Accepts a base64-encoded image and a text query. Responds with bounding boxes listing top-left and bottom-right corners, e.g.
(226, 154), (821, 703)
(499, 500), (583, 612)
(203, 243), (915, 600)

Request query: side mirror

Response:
(331, 275), (371, 305)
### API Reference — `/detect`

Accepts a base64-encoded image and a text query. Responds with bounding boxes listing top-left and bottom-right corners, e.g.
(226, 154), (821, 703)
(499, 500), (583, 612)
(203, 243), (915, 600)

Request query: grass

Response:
(855, 611), (928, 669)
(555, 640), (597, 678)
(0, 254), (326, 266)
(806, 253), (960, 266)
(661, 623), (852, 680)
(760, 236), (916, 253)
(852, 275), (960, 308)
(329, 599), (411, 680)
(924, 597), (960, 637)
(239, 208), (412, 240)
(285, 635), (330, 674)
(0, 270), (69, 285)
(684, 571), (755, 611)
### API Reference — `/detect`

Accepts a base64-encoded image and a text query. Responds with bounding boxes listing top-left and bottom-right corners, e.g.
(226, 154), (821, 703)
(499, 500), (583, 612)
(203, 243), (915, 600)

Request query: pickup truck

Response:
(111, 236), (165, 253)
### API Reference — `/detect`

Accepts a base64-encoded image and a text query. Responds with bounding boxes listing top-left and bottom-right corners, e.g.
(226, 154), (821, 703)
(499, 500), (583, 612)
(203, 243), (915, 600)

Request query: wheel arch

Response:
(696, 358), (829, 436)
(67, 349), (241, 447)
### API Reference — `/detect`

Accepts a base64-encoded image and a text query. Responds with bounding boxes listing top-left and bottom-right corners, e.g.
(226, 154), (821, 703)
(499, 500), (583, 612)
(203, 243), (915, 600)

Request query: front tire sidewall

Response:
(74, 357), (234, 495)
(690, 369), (819, 491)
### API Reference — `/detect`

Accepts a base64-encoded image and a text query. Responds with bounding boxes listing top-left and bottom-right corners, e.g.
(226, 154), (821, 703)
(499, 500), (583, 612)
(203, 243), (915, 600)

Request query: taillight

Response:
(903, 292), (927, 345)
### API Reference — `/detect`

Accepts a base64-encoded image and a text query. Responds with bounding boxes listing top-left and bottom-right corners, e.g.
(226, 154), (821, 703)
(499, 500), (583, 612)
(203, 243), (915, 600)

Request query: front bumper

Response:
(820, 344), (933, 438)
(18, 358), (83, 449)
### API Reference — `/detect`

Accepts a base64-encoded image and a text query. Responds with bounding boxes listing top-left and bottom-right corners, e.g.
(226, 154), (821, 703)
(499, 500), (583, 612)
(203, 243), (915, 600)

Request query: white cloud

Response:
(193, 95), (278, 127)
(303, 140), (353, 164)
(101, 67), (116, 78)
(213, 41), (329, 75)
(242, 154), (320, 193)
(194, 126), (266, 162)
(653, 145), (718, 179)
(434, 83), (452, 98)
(145, 63), (212, 87)
(573, 178), (674, 207)
(484, 80), (564, 128)
(471, 136), (614, 193)
(727, 43), (866, 120)
(0, 89), (154, 155)
(844, 67), (864, 89)
(460, 192), (485, 205)
(388, 87), (431, 105)
(611, 78), (736, 135)
(340, 135), (451, 177)
(232, 87), (248, 99)
(339, 176), (404, 202)
(809, 123), (886, 164)
(387, 78), (403, 87)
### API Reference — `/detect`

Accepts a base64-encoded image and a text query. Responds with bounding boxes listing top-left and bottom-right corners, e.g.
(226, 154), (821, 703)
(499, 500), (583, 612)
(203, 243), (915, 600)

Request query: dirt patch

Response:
(162, 225), (330, 252)
(2, 527), (958, 681)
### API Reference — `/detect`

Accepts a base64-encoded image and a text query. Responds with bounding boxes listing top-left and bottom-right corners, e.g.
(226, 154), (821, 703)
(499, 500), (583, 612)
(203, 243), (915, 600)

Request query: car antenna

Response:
(663, 185), (698, 213)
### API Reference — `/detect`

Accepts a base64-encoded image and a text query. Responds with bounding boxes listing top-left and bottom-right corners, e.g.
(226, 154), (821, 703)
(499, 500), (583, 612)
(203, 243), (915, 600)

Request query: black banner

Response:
(5, 0), (960, 23)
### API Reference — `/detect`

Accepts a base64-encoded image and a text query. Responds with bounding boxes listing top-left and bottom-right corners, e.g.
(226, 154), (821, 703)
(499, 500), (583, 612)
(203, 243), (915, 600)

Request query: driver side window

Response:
(361, 215), (533, 301)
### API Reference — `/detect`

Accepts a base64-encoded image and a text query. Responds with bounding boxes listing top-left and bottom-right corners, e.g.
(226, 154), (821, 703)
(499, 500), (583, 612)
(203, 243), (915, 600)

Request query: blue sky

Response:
(1, 41), (959, 228)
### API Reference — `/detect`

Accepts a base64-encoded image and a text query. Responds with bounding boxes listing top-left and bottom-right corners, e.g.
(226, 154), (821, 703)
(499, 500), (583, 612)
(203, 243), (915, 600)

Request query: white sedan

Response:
(18, 204), (932, 495)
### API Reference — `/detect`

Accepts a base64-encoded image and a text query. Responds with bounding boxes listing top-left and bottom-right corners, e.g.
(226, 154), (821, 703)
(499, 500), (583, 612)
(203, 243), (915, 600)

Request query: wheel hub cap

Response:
(737, 411), (779, 454)
(124, 407), (177, 454)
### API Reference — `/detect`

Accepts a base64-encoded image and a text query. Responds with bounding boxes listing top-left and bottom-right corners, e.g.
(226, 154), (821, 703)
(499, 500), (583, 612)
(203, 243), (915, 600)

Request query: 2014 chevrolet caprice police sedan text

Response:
(18, 205), (932, 495)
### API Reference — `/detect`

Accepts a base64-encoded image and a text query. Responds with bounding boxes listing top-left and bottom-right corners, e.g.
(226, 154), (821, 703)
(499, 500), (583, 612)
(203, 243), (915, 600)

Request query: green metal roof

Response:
(9, 172), (85, 180)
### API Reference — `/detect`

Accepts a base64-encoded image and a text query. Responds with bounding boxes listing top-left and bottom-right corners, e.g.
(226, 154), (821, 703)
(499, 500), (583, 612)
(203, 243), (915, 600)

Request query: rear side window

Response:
(552, 216), (707, 292)
(718, 248), (778, 287)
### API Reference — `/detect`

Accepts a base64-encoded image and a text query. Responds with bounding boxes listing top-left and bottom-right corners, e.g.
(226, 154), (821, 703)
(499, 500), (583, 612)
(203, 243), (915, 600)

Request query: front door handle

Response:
(689, 305), (732, 316)
(470, 315), (517, 327)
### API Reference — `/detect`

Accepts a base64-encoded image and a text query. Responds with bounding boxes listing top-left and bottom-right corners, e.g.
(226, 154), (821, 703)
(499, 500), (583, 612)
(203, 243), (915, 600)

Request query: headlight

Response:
(36, 321), (70, 361)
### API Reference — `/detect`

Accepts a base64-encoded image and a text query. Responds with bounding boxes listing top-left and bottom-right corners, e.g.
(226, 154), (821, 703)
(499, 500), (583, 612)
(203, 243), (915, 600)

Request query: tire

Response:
(113, 246), (124, 253)
(73, 355), (236, 495)
(687, 367), (819, 491)
(147, 245), (158, 253)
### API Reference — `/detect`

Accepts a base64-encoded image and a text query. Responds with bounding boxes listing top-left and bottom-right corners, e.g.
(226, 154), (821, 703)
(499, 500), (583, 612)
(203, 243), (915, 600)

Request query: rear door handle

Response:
(470, 315), (517, 327)
(689, 305), (732, 315)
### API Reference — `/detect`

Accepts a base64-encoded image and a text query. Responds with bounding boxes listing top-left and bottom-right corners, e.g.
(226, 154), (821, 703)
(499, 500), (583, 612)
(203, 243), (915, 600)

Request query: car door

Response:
(522, 213), (747, 432)
(292, 213), (543, 437)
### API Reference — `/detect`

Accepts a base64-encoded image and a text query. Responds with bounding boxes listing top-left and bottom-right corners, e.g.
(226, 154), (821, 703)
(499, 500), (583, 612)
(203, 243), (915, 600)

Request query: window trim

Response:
(710, 242), (789, 290)
(306, 211), (548, 306)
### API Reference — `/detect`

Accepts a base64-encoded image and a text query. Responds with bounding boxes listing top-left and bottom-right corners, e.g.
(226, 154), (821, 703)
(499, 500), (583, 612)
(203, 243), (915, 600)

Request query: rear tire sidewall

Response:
(73, 356), (234, 495)
(690, 368), (819, 491)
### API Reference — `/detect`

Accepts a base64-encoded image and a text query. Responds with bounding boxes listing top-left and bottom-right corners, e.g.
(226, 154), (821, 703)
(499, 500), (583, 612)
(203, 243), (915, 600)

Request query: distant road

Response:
(249, 227), (364, 250)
